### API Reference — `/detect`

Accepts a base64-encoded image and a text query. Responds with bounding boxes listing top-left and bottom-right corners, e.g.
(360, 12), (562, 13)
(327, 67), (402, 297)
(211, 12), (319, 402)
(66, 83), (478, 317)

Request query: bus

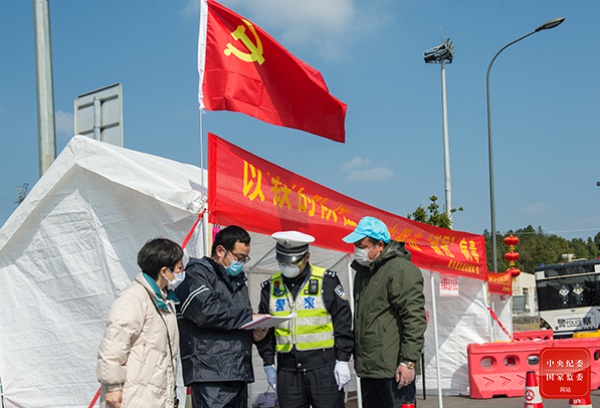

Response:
(535, 258), (600, 338)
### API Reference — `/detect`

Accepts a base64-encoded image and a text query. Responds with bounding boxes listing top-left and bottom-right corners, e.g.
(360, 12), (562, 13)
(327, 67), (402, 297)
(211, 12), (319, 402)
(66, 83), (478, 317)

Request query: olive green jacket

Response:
(352, 241), (426, 378)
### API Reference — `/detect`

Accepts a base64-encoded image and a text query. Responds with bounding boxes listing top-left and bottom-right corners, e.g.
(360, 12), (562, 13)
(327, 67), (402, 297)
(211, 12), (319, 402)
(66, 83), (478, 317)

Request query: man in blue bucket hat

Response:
(342, 216), (426, 408)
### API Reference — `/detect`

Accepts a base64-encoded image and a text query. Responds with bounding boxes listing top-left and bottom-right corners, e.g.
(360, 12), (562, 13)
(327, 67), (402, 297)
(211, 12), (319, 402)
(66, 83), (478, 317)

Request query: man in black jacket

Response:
(175, 225), (266, 408)
(256, 231), (354, 408)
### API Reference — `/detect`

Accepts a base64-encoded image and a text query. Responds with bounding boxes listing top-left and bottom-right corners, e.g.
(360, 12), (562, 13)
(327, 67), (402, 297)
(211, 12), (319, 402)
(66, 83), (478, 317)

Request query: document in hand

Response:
(240, 314), (296, 330)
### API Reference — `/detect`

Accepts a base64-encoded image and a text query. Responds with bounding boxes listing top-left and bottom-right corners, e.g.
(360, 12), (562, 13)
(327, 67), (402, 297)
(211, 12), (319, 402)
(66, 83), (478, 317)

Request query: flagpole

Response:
(347, 256), (363, 408)
(200, 110), (210, 256)
(198, 0), (210, 257)
(430, 271), (443, 408)
(200, 109), (204, 173)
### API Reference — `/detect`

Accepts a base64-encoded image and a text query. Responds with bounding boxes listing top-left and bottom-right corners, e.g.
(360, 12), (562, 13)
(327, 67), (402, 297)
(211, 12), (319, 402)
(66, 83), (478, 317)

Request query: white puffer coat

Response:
(97, 273), (179, 408)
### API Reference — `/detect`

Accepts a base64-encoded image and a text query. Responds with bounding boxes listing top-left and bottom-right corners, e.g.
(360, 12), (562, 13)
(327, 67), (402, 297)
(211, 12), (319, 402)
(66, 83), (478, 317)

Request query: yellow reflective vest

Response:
(269, 266), (335, 352)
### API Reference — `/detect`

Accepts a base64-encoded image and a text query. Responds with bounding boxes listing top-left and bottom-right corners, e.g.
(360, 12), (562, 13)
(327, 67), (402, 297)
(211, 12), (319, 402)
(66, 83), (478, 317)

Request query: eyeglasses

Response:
(226, 250), (251, 264)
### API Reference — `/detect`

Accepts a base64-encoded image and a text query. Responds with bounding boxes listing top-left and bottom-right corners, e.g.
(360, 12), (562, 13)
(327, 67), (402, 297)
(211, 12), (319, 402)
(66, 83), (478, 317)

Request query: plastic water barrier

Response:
(467, 339), (553, 398)
(512, 329), (554, 342)
(467, 336), (600, 399)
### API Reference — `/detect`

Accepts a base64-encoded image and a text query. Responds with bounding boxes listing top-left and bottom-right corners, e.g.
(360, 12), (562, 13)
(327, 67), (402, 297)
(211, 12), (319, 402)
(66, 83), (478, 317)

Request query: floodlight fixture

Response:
(423, 38), (454, 64)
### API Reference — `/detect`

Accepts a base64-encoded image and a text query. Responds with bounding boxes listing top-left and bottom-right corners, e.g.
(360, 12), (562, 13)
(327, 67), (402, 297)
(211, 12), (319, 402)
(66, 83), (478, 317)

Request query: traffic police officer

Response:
(256, 231), (354, 408)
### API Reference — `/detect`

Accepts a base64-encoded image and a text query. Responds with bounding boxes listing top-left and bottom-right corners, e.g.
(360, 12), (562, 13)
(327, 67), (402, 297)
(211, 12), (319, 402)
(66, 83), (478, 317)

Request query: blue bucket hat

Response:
(342, 216), (391, 244)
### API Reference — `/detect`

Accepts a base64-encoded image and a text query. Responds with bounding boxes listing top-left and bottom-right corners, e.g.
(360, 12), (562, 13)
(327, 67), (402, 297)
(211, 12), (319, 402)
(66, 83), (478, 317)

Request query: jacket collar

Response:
(137, 272), (179, 312)
(197, 256), (247, 291)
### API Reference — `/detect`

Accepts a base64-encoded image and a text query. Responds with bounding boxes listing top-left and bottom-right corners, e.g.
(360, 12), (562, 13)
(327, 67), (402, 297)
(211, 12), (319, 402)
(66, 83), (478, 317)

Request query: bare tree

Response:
(15, 183), (29, 205)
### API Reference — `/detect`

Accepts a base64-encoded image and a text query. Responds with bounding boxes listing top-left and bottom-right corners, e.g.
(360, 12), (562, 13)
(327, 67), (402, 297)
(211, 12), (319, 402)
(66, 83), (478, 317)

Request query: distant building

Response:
(511, 272), (538, 317)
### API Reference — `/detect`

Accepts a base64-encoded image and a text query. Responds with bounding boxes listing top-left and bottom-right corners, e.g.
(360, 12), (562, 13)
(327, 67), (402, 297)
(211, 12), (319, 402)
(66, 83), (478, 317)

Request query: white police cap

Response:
(271, 231), (315, 264)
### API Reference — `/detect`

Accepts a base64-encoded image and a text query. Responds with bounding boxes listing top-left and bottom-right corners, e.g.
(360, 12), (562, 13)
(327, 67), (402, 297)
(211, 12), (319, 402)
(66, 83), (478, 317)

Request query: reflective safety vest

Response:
(269, 266), (334, 352)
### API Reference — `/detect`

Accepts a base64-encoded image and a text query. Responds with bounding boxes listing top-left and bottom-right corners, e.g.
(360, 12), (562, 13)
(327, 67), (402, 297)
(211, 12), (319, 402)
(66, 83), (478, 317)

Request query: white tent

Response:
(0, 136), (487, 407)
(0, 136), (207, 408)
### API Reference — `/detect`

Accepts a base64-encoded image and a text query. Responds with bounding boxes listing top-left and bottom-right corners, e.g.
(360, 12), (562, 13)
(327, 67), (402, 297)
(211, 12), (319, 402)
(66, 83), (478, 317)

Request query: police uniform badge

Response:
(273, 280), (285, 296)
(334, 284), (348, 301)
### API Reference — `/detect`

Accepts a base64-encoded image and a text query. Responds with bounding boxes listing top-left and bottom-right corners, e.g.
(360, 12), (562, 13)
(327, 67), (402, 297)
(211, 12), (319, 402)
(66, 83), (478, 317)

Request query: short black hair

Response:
(137, 238), (184, 280)
(211, 225), (251, 256)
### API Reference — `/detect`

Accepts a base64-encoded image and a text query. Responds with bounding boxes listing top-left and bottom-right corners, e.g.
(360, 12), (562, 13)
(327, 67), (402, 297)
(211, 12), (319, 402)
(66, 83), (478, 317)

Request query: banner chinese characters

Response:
(488, 271), (513, 295)
(208, 133), (488, 280)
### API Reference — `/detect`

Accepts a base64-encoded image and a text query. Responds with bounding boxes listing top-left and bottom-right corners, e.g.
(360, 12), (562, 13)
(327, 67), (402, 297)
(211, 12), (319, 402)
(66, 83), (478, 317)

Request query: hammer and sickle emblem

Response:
(224, 19), (265, 65)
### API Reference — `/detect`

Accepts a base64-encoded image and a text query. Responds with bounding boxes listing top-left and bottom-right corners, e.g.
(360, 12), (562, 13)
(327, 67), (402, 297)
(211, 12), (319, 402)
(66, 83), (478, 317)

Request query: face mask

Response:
(225, 260), (244, 276)
(280, 263), (301, 278)
(354, 246), (375, 266)
(167, 270), (186, 290)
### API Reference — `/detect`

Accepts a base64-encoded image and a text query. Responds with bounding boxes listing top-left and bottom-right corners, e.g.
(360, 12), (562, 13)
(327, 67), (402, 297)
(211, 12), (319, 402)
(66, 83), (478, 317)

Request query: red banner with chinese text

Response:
(488, 271), (513, 295)
(208, 133), (488, 280)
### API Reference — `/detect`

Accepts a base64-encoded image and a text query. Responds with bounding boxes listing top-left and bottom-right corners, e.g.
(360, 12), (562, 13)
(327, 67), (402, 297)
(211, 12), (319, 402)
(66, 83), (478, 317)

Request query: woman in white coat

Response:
(97, 238), (184, 408)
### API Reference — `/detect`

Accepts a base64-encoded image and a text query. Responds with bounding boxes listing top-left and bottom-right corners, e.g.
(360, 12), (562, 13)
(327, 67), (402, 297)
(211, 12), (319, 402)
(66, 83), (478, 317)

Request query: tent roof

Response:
(0, 136), (206, 248)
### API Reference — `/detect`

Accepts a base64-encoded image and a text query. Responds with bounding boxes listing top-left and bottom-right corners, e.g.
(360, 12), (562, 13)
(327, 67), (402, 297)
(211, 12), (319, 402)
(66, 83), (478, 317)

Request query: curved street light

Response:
(486, 18), (565, 273)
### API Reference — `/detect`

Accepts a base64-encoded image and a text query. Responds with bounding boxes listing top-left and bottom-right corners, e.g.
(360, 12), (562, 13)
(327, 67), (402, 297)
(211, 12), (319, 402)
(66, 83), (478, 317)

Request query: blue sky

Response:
(1, 0), (599, 241)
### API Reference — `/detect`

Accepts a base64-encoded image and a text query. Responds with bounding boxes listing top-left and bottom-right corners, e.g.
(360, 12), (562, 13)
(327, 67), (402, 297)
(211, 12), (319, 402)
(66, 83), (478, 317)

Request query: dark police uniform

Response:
(256, 263), (354, 408)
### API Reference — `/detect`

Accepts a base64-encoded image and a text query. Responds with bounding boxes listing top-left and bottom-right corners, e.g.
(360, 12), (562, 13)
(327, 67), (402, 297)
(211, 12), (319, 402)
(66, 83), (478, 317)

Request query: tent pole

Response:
(430, 271), (444, 408)
(347, 256), (362, 408)
(199, 110), (210, 256)
(482, 281), (493, 342)
(201, 209), (209, 257)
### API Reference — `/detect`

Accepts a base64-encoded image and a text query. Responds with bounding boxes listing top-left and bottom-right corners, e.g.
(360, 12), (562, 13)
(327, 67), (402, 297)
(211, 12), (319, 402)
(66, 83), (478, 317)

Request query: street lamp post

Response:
(486, 17), (565, 273)
(424, 37), (455, 221)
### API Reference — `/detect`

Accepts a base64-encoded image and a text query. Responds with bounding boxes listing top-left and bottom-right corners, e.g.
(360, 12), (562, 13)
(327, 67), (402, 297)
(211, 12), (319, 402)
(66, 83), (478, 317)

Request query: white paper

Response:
(240, 313), (296, 330)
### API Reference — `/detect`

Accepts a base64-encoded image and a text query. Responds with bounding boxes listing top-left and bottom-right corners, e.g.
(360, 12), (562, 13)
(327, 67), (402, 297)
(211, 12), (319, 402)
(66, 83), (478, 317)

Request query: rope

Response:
(87, 387), (102, 408)
(487, 307), (513, 341)
(181, 209), (206, 250)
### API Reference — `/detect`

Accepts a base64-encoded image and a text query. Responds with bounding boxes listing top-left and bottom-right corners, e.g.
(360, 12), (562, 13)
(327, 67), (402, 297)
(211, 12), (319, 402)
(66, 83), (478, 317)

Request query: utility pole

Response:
(33, 0), (56, 176)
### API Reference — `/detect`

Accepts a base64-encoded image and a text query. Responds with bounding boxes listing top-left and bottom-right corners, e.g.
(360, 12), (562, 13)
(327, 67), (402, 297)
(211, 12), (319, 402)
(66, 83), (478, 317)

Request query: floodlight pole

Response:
(440, 57), (452, 222)
(486, 17), (565, 274)
(33, 0), (56, 176)
(424, 36), (454, 223)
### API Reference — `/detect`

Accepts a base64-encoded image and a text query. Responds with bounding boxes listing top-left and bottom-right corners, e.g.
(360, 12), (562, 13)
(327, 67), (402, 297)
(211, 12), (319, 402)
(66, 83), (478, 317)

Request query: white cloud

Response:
(198, 0), (390, 60)
(341, 155), (393, 181)
(241, 0), (354, 60)
(55, 110), (74, 141)
(341, 156), (371, 171)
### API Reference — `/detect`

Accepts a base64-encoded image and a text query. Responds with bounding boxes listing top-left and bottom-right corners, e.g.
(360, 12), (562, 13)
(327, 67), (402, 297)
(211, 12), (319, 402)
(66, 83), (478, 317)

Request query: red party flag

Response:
(198, 0), (347, 143)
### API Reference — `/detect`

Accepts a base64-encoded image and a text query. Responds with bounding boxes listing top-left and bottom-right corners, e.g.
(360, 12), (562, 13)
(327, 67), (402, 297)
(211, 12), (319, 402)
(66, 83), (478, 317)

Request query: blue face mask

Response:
(225, 260), (244, 276)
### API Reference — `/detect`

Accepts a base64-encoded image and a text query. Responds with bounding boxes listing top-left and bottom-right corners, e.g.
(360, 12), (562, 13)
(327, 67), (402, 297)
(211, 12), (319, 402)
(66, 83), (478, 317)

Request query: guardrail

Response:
(467, 335), (600, 399)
